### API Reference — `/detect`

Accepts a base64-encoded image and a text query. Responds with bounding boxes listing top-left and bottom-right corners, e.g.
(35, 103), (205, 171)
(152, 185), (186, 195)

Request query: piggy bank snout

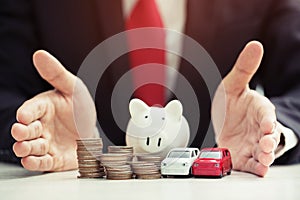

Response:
(138, 131), (168, 153)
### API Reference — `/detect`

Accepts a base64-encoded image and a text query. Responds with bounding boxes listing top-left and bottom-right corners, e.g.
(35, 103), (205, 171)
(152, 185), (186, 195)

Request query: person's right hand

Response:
(212, 41), (281, 177)
(11, 50), (98, 171)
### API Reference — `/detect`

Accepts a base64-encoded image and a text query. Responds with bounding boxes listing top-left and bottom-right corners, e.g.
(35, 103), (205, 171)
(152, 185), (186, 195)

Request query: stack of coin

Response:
(108, 146), (134, 155)
(108, 146), (134, 162)
(131, 161), (161, 179)
(76, 138), (105, 178)
(100, 153), (133, 180)
(105, 164), (133, 180)
(136, 154), (163, 171)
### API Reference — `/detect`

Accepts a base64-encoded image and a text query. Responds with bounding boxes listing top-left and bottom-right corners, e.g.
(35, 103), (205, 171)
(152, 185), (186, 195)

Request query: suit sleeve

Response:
(0, 0), (50, 163)
(260, 0), (300, 164)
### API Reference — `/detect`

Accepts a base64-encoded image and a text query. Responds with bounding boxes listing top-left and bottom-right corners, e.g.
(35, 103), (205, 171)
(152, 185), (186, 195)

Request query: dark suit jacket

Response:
(0, 0), (300, 164)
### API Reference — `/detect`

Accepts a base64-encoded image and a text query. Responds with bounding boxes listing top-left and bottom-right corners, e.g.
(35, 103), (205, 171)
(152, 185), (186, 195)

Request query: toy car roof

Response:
(200, 147), (229, 152)
(168, 147), (200, 152)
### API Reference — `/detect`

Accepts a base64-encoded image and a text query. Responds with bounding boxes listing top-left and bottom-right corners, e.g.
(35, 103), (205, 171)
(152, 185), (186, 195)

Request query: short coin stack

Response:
(100, 153), (133, 180)
(76, 138), (105, 178)
(131, 161), (161, 179)
(136, 154), (163, 171)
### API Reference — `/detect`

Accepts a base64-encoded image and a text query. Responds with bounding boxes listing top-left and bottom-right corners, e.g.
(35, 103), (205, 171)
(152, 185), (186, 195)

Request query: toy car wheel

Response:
(227, 164), (232, 175)
(219, 169), (224, 178)
(189, 168), (193, 176)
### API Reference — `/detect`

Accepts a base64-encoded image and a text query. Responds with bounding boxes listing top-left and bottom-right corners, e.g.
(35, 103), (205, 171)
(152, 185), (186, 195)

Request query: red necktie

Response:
(126, 0), (166, 106)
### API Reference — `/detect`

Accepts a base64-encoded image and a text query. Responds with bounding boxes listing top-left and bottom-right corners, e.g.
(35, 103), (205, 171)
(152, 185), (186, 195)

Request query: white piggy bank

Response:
(126, 98), (190, 157)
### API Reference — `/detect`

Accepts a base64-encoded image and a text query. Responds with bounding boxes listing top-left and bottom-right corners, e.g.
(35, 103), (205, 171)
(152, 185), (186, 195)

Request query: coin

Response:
(100, 153), (131, 162)
(78, 159), (100, 164)
(101, 149), (134, 180)
(108, 146), (134, 154)
(101, 161), (128, 167)
(76, 145), (162, 180)
(136, 173), (162, 179)
(78, 172), (106, 178)
(130, 154), (162, 179)
(76, 138), (105, 178)
(106, 170), (133, 180)
(135, 154), (163, 170)
(105, 165), (132, 171)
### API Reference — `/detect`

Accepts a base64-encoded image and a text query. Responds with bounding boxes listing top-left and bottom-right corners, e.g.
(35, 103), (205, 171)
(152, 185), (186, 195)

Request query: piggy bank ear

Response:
(129, 98), (149, 119)
(165, 100), (182, 121)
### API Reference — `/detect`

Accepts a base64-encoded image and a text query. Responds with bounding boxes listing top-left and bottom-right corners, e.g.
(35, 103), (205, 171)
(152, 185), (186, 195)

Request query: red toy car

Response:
(192, 148), (232, 178)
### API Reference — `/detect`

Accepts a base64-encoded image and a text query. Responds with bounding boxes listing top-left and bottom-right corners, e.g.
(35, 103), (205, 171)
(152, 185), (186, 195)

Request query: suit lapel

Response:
(184, 0), (217, 57)
(93, 0), (131, 85)
(94, 0), (125, 38)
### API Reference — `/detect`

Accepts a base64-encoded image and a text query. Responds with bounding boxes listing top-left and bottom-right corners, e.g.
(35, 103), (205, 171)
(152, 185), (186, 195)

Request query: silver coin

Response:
(78, 172), (105, 178)
(136, 173), (161, 179)
(101, 161), (128, 167)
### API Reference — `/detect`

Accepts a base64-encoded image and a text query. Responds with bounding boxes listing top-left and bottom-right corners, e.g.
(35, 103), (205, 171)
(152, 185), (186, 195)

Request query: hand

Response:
(212, 41), (281, 177)
(11, 50), (98, 171)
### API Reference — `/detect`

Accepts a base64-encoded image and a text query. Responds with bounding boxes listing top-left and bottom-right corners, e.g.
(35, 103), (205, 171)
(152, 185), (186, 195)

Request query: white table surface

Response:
(0, 162), (299, 200)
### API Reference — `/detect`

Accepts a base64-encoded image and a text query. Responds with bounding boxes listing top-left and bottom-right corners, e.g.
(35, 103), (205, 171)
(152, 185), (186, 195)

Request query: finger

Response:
(257, 151), (275, 167)
(252, 143), (275, 166)
(260, 117), (276, 134)
(243, 157), (269, 177)
(13, 138), (49, 157)
(11, 121), (42, 141)
(33, 50), (76, 96)
(256, 97), (276, 134)
(259, 133), (280, 153)
(16, 98), (48, 125)
(260, 113), (281, 152)
(224, 41), (264, 95)
(21, 154), (54, 171)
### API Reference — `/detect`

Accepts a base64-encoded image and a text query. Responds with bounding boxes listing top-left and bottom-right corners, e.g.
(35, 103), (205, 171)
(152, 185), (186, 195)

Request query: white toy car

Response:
(161, 148), (200, 177)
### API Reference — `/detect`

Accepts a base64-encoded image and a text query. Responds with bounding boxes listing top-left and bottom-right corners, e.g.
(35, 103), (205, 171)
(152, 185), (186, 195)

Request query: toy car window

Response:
(191, 151), (195, 157)
(199, 151), (221, 159)
(226, 151), (230, 156)
(168, 151), (191, 158)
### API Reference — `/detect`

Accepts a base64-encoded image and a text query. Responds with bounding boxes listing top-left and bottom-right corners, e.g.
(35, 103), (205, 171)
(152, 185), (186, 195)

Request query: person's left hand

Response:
(212, 41), (282, 177)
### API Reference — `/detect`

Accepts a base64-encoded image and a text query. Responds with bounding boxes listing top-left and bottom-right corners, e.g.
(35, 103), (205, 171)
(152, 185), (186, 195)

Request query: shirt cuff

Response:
(275, 124), (299, 159)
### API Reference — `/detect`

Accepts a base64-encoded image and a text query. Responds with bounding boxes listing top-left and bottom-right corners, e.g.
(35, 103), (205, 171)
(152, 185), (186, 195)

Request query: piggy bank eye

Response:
(145, 115), (148, 119)
(162, 117), (165, 120)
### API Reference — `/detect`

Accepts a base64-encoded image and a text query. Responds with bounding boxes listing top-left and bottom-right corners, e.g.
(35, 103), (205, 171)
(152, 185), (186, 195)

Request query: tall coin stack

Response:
(100, 153), (133, 180)
(76, 138), (105, 178)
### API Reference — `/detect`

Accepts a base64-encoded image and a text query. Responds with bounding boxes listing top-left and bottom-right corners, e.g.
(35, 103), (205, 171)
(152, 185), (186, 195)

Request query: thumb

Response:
(224, 41), (264, 95)
(33, 50), (76, 95)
